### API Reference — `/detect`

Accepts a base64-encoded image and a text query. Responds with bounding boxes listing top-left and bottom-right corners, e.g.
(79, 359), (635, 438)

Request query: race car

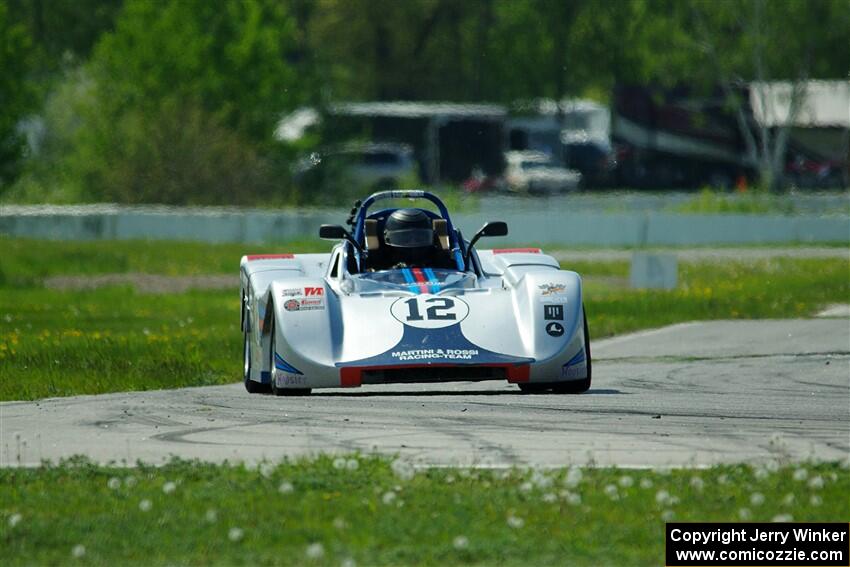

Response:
(240, 190), (590, 395)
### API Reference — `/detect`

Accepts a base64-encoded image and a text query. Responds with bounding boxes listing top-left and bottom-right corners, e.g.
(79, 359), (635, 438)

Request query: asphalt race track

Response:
(1, 319), (848, 468)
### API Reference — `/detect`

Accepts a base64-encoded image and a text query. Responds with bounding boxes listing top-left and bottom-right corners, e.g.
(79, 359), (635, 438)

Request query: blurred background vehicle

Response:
(293, 142), (419, 193)
(504, 150), (582, 194)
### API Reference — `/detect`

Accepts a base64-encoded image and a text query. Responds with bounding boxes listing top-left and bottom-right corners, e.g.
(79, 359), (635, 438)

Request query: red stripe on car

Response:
(339, 363), (531, 385)
(411, 268), (430, 294)
(493, 248), (541, 254)
(340, 367), (362, 387)
(246, 254), (295, 261)
(506, 365), (531, 383)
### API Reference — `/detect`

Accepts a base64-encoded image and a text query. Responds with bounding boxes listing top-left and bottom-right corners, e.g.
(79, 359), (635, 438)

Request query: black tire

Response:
(244, 329), (271, 394)
(269, 316), (311, 397)
(518, 383), (549, 394)
(520, 305), (592, 394)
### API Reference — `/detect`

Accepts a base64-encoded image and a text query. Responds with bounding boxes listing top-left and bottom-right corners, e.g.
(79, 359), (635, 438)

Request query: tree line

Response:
(1, 0), (848, 204)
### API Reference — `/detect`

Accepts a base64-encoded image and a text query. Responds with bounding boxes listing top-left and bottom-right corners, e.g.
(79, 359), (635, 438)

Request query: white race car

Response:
(240, 190), (590, 395)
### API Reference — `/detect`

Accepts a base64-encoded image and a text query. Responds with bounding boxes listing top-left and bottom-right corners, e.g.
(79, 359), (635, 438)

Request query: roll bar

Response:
(351, 190), (465, 270)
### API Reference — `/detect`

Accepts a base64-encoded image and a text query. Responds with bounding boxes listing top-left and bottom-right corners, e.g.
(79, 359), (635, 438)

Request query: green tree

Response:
(42, 0), (308, 204)
(0, 0), (35, 189)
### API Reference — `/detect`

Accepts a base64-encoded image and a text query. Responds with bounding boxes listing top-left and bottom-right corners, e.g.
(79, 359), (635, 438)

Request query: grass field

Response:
(0, 238), (847, 401)
(1, 456), (847, 566)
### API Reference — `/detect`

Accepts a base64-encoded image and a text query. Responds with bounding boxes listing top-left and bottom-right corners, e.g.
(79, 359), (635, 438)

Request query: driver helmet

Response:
(383, 208), (434, 265)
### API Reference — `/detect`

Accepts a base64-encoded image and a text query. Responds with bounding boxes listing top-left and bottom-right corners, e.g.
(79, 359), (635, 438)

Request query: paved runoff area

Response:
(1, 319), (848, 468)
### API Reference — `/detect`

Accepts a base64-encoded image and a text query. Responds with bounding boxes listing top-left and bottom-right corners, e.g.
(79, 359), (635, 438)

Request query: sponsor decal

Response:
(281, 374), (307, 386)
(281, 288), (301, 297)
(391, 348), (479, 362)
(304, 287), (324, 296)
(561, 349), (586, 378)
(538, 283), (567, 296)
(390, 295), (469, 329)
(545, 322), (565, 337)
(561, 364), (586, 378)
(299, 298), (324, 310)
(283, 298), (324, 312)
(543, 304), (564, 320)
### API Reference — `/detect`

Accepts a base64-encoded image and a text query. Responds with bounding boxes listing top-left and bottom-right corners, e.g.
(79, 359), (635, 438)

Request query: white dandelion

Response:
(619, 475), (634, 488)
(305, 542), (325, 560)
(332, 517), (347, 530)
(278, 481), (294, 494)
(345, 458), (359, 471)
(564, 467), (582, 488)
(640, 478), (653, 489)
(807, 476), (824, 490)
(690, 477), (705, 492)
(107, 477), (121, 490)
(8, 513), (22, 528)
(333, 457), (347, 470)
(566, 492), (581, 505)
(738, 508), (752, 520)
(139, 499), (152, 512)
(604, 484), (619, 500)
(162, 481), (176, 495)
(519, 481), (533, 493)
(772, 514), (793, 523)
(382, 491), (396, 505)
(765, 460), (780, 473)
(655, 490), (670, 505)
(391, 459), (415, 481)
(506, 515), (524, 529)
(228, 527), (244, 542)
(531, 470), (553, 489)
(661, 509), (675, 522)
(453, 535), (469, 550)
(754, 467), (769, 480)
(792, 468), (808, 482)
(341, 558), (356, 567)
(124, 476), (137, 488)
(259, 462), (275, 478)
(717, 474), (728, 485)
(71, 544), (86, 558)
(205, 509), (218, 523)
(542, 492), (557, 503)
(445, 475), (455, 484)
(810, 495), (822, 506)
(782, 493), (795, 506)
(750, 492), (765, 506)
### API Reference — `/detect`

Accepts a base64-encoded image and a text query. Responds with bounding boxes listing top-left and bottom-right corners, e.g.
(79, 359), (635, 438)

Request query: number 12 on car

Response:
(390, 296), (470, 329)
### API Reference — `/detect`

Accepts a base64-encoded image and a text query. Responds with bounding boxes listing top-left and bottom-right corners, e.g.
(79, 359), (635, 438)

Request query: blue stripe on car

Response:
(424, 268), (440, 293)
(274, 352), (303, 375)
(401, 268), (419, 293)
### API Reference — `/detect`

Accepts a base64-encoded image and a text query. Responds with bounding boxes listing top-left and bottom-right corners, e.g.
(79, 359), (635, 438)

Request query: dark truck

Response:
(611, 85), (752, 189)
(611, 83), (849, 190)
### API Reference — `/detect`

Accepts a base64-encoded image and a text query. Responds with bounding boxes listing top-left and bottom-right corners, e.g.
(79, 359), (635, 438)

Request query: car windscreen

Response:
(351, 268), (475, 294)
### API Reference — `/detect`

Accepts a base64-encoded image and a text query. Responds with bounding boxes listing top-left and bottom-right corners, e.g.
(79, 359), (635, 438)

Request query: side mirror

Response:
(319, 224), (348, 240)
(464, 221), (509, 268)
(480, 221), (508, 237)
